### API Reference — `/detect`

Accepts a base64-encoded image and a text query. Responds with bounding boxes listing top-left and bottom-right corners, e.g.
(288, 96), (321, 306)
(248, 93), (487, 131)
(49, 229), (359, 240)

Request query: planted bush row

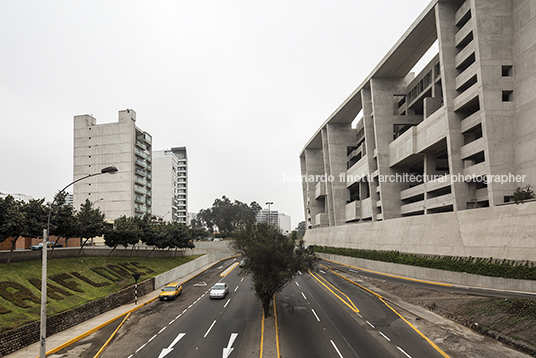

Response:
(314, 246), (536, 281)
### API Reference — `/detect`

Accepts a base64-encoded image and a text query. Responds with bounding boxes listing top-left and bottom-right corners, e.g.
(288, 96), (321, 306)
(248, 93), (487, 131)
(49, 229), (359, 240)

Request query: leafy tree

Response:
(48, 191), (77, 257)
(104, 216), (142, 256)
(20, 198), (48, 239)
(75, 199), (106, 257)
(194, 196), (262, 235)
(513, 185), (535, 204)
(296, 221), (306, 238)
(0, 195), (25, 264)
(231, 223), (317, 316)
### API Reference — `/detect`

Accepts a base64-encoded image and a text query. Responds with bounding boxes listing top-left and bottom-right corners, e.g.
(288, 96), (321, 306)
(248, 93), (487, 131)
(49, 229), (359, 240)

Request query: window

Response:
(502, 90), (513, 102)
(501, 65), (513, 77)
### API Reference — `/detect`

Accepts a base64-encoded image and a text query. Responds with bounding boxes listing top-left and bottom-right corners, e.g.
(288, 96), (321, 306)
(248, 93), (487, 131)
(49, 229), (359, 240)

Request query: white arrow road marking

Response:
(222, 333), (238, 358)
(158, 333), (185, 358)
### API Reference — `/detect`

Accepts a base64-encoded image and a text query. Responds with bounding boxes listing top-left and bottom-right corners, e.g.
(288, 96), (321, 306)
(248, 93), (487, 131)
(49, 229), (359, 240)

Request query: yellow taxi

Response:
(159, 282), (183, 301)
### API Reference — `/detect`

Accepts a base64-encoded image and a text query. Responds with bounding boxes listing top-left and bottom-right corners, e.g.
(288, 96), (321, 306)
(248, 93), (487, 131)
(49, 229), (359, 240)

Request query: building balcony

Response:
(315, 182), (326, 199)
(314, 213), (328, 227)
(345, 201), (361, 222)
(460, 137), (484, 160)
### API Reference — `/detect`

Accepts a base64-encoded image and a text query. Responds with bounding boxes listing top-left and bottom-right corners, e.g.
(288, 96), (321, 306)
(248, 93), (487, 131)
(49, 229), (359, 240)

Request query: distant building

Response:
(73, 109), (152, 220)
(256, 209), (279, 226)
(278, 213), (292, 235)
(65, 193), (74, 207)
(187, 212), (197, 226)
(152, 147), (188, 223)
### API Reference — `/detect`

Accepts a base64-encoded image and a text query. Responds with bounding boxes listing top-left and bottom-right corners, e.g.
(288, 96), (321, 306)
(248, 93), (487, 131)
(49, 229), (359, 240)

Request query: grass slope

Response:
(0, 255), (202, 332)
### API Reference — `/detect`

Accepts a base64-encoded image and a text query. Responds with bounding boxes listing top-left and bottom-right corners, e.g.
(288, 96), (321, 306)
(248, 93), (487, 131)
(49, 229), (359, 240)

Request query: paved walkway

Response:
(5, 262), (217, 358)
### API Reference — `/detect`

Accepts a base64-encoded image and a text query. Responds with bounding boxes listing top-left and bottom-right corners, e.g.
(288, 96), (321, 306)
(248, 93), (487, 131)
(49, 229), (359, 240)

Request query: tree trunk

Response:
(107, 244), (118, 257)
(6, 236), (19, 264)
(49, 236), (62, 259)
(77, 238), (90, 257)
(146, 246), (157, 257)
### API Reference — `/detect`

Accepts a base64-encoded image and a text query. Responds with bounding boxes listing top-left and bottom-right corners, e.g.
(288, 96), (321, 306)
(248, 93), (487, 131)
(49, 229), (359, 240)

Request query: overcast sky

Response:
(0, 0), (433, 227)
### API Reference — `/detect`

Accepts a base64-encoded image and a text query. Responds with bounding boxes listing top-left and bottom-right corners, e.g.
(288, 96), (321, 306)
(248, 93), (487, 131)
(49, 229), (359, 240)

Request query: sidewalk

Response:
(5, 262), (217, 358)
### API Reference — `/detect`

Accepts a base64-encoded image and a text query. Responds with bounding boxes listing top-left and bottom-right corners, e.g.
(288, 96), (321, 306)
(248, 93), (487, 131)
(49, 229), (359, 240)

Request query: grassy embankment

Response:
(0, 255), (202, 332)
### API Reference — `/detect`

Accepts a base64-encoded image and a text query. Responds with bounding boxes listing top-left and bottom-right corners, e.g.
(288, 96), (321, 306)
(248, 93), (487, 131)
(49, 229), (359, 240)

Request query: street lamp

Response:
(266, 201), (273, 225)
(40, 166), (118, 358)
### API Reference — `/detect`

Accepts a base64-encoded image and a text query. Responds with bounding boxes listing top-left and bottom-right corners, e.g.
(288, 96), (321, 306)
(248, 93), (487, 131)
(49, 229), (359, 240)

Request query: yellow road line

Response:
(274, 294), (281, 358)
(322, 265), (451, 358)
(259, 310), (264, 358)
(322, 258), (453, 287)
(221, 262), (239, 276)
(93, 312), (131, 358)
(309, 271), (360, 313)
(311, 271), (360, 312)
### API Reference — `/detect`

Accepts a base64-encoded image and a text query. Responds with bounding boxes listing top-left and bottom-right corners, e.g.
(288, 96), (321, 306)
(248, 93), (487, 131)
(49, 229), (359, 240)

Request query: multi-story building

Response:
(301, 0), (536, 230)
(73, 109), (152, 220)
(152, 147), (188, 223)
(256, 209), (279, 227)
(278, 213), (292, 235)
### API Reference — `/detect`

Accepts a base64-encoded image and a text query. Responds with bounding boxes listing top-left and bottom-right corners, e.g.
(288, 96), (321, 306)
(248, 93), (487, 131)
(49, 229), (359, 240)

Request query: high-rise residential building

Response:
(278, 213), (292, 235)
(152, 147), (188, 223)
(301, 0), (536, 230)
(73, 109), (152, 219)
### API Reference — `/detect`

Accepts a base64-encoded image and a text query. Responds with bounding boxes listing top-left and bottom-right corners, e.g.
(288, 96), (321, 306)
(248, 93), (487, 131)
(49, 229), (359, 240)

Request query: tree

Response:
(48, 191), (77, 257)
(194, 196), (262, 235)
(104, 216), (142, 256)
(513, 185), (535, 204)
(0, 195), (25, 264)
(75, 199), (106, 257)
(296, 221), (306, 238)
(231, 223), (317, 316)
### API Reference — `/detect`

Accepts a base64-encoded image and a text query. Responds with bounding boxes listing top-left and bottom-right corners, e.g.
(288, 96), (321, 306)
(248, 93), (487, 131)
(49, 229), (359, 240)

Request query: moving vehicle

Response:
(30, 242), (63, 250)
(159, 282), (183, 301)
(209, 282), (229, 299)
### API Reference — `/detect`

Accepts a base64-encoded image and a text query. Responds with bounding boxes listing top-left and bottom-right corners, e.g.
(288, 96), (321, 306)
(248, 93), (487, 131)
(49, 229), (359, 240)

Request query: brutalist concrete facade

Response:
(301, 0), (536, 231)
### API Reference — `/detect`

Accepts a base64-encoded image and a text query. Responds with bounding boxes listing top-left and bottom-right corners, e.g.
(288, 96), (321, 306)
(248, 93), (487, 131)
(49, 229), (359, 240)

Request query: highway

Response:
(99, 257), (450, 358)
(276, 269), (447, 358)
(100, 258), (262, 358)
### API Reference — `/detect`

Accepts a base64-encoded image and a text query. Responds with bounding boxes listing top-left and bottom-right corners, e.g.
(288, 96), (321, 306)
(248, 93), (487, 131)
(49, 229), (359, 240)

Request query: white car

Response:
(210, 282), (229, 299)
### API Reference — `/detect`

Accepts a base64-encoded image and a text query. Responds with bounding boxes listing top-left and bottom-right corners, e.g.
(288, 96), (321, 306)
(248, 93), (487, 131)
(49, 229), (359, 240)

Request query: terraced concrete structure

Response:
(300, 0), (536, 260)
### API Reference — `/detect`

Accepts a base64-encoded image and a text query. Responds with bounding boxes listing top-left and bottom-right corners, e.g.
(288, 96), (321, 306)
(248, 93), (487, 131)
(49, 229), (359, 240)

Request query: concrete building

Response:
(152, 147), (188, 223)
(256, 209), (279, 226)
(300, 0), (536, 261)
(278, 213), (292, 235)
(73, 109), (152, 219)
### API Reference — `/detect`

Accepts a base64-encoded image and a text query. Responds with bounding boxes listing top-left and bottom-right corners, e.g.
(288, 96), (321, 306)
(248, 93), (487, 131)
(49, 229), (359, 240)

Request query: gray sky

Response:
(0, 0), (432, 227)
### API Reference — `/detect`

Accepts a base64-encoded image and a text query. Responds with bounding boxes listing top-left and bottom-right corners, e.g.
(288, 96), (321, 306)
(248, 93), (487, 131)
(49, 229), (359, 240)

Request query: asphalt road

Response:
(276, 269), (447, 358)
(99, 258), (262, 358)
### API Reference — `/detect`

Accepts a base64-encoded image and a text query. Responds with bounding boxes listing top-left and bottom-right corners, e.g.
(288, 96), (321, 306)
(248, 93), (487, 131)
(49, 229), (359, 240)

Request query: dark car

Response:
(30, 242), (63, 250)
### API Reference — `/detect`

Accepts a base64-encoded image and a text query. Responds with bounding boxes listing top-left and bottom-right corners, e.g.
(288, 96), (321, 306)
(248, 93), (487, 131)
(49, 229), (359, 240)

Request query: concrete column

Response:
(436, 1), (470, 211)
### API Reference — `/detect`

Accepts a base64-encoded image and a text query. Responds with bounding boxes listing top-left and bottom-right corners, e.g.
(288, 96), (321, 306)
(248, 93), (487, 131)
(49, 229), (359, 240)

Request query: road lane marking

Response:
(148, 334), (157, 343)
(309, 271), (359, 313)
(234, 285), (239, 291)
(204, 320), (217, 337)
(322, 264), (450, 358)
(221, 262), (239, 276)
(330, 340), (344, 358)
(301, 292), (307, 300)
(311, 309), (320, 322)
(158, 327), (167, 334)
(135, 343), (147, 353)
(379, 332), (391, 341)
(158, 333), (186, 358)
(319, 270), (326, 274)
(366, 321), (375, 329)
(222, 333), (239, 358)
(295, 281), (300, 286)
(224, 299), (231, 308)
(241, 277), (245, 282)
(397, 346), (412, 358)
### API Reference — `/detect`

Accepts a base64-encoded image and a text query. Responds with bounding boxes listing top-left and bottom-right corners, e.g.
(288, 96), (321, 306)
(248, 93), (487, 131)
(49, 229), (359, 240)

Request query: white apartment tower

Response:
(73, 109), (152, 219)
(152, 147), (188, 223)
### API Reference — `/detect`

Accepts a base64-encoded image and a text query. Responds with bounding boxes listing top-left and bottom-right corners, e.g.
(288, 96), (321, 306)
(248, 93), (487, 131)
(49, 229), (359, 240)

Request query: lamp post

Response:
(265, 201), (273, 225)
(40, 166), (118, 358)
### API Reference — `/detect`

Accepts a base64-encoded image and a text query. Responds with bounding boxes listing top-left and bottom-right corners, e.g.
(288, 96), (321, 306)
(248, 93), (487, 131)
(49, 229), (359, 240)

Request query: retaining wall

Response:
(305, 201), (536, 262)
